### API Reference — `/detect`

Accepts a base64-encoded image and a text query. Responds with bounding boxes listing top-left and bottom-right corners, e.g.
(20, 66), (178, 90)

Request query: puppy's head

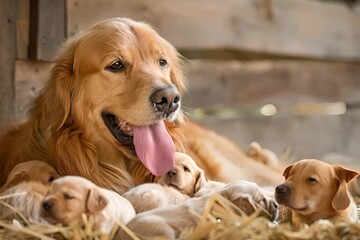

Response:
(156, 152), (206, 196)
(1, 161), (60, 191)
(40, 176), (109, 225)
(275, 159), (358, 218)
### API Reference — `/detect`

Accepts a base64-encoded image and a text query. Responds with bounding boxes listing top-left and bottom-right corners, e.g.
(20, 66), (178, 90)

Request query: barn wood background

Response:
(1, 0), (360, 168)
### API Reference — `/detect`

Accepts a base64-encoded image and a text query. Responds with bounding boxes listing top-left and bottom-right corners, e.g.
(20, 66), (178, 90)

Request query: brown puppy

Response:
(0, 160), (60, 192)
(0, 161), (59, 222)
(275, 159), (359, 227)
(40, 176), (136, 234)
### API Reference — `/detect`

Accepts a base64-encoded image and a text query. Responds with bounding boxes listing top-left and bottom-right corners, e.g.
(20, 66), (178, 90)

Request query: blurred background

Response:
(1, 0), (360, 168)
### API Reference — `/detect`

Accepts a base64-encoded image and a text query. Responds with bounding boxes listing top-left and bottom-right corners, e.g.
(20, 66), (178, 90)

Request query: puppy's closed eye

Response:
(48, 176), (55, 182)
(63, 193), (74, 200)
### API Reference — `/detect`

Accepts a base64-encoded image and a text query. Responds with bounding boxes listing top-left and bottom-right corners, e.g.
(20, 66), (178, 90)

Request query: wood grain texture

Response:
(67, 0), (360, 61)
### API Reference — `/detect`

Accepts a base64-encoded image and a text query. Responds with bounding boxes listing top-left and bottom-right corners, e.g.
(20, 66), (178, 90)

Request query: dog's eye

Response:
(308, 177), (317, 183)
(106, 61), (124, 72)
(159, 59), (168, 67)
(48, 176), (55, 182)
(63, 193), (74, 200)
(183, 166), (191, 172)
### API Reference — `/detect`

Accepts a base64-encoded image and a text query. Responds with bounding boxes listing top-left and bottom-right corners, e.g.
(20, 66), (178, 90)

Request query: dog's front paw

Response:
(219, 180), (279, 221)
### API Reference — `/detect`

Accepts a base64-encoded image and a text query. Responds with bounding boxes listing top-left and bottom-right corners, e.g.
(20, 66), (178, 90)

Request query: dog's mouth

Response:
(102, 113), (135, 149)
(102, 112), (176, 176)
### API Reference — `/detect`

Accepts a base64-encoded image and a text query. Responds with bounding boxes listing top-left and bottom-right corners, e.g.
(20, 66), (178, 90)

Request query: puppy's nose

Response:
(42, 201), (53, 211)
(168, 170), (177, 177)
(275, 184), (290, 195)
(150, 86), (180, 116)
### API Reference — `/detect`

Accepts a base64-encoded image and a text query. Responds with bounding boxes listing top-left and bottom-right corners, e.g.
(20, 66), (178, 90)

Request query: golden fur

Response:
(0, 17), (282, 195)
(40, 176), (136, 234)
(275, 159), (359, 227)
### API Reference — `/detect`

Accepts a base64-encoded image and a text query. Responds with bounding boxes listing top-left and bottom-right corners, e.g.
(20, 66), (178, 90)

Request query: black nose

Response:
(275, 184), (290, 195)
(42, 201), (53, 211)
(168, 170), (177, 177)
(150, 86), (180, 116)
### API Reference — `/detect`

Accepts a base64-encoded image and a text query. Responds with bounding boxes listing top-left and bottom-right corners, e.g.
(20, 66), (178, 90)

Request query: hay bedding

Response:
(1, 194), (359, 240)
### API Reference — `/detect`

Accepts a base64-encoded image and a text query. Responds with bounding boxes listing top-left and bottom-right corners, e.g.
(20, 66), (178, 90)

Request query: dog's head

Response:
(275, 159), (359, 219)
(156, 152), (206, 196)
(1, 161), (59, 191)
(42, 18), (187, 177)
(40, 176), (109, 225)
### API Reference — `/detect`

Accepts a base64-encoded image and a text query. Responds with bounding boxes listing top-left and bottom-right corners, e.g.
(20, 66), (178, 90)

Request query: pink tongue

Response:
(133, 121), (175, 176)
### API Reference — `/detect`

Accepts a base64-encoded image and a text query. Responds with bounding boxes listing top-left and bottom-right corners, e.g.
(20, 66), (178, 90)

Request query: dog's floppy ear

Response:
(331, 165), (359, 211)
(194, 168), (207, 194)
(86, 188), (109, 213)
(42, 40), (76, 131)
(282, 163), (294, 180)
(0, 171), (31, 192)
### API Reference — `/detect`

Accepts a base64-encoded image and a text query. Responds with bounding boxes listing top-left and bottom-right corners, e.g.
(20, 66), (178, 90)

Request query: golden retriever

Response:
(0, 17), (283, 195)
(40, 176), (136, 234)
(275, 159), (359, 227)
(0, 161), (59, 222)
(119, 180), (279, 239)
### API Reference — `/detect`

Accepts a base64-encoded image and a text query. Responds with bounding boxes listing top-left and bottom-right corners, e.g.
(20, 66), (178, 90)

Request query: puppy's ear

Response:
(282, 164), (294, 180)
(332, 165), (359, 211)
(86, 188), (109, 213)
(194, 168), (207, 194)
(1, 171), (31, 192)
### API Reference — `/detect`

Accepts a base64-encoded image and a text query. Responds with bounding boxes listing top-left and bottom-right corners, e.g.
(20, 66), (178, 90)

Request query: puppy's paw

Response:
(219, 180), (279, 221)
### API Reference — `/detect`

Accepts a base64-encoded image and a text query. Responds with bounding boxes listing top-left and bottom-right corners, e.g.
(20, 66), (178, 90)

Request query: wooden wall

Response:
(2, 0), (360, 166)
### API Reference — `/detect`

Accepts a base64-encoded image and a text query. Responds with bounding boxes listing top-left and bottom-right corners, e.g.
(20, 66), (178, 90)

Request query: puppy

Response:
(0, 161), (59, 222)
(123, 152), (206, 212)
(246, 141), (280, 168)
(275, 159), (359, 227)
(119, 180), (279, 239)
(0, 160), (60, 192)
(40, 176), (135, 234)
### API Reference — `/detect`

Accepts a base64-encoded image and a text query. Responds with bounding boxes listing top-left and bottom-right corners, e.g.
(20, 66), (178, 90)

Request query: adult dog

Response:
(0, 18), (282, 194)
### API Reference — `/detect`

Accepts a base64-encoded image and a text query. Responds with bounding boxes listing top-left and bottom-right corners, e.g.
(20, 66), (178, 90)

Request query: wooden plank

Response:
(15, 61), (53, 121)
(0, 0), (16, 126)
(16, 0), (30, 60)
(184, 60), (360, 108)
(29, 0), (66, 60)
(197, 108), (360, 170)
(67, 0), (360, 61)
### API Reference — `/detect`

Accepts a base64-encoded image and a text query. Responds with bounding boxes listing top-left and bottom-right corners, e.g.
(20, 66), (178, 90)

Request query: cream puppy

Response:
(275, 159), (359, 227)
(123, 152), (206, 213)
(40, 176), (136, 234)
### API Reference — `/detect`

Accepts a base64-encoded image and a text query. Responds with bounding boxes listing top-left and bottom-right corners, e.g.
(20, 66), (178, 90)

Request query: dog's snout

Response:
(42, 201), (53, 211)
(275, 184), (290, 195)
(168, 170), (177, 177)
(151, 86), (180, 115)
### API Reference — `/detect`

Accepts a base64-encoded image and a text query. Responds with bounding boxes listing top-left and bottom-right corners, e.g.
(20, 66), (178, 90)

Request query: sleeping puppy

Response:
(123, 152), (205, 212)
(0, 161), (59, 222)
(0, 160), (60, 192)
(40, 176), (136, 234)
(119, 180), (279, 240)
(275, 159), (359, 227)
